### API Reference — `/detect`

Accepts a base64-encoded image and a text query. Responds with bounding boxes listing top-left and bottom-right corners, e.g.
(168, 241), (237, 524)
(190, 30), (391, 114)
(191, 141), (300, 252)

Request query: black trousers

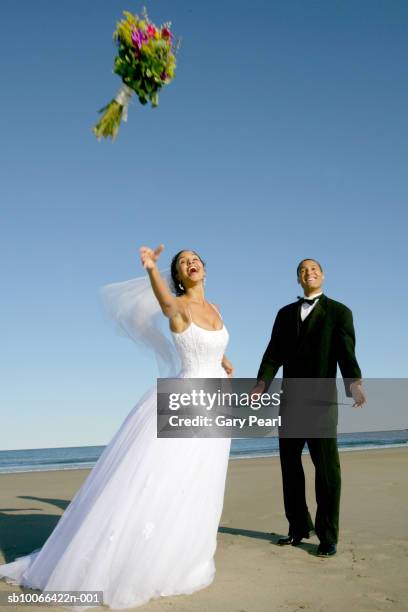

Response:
(278, 437), (341, 544)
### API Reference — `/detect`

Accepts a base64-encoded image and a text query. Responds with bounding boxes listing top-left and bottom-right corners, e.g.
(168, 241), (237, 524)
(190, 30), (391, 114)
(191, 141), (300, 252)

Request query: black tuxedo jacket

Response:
(257, 294), (362, 398)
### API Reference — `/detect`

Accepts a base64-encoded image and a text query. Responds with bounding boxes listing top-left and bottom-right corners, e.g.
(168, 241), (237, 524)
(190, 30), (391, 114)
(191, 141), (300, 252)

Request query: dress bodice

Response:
(171, 322), (229, 378)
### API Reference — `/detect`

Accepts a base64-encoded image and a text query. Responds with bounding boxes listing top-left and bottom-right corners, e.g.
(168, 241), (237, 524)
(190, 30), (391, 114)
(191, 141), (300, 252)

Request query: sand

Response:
(0, 448), (407, 612)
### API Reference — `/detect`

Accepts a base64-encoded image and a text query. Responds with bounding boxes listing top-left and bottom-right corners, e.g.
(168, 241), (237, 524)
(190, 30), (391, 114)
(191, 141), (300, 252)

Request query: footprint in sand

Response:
(367, 591), (398, 604)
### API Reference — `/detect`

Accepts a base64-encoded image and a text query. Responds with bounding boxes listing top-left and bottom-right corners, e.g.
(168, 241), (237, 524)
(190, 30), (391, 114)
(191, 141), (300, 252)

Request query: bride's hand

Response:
(222, 356), (234, 378)
(139, 244), (164, 270)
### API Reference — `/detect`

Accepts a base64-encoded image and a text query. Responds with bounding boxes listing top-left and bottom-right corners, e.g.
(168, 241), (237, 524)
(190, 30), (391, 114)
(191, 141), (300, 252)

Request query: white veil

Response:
(99, 268), (181, 378)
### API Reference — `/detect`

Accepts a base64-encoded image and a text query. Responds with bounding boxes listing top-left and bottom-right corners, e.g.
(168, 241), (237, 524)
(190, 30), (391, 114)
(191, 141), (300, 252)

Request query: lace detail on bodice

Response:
(171, 323), (229, 378)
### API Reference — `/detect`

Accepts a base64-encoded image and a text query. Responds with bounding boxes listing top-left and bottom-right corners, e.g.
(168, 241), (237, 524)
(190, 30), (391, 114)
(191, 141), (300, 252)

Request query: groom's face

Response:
(297, 260), (324, 294)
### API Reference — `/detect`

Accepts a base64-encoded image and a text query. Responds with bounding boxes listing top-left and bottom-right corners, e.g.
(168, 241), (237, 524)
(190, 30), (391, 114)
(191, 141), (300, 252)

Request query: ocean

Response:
(0, 431), (406, 474)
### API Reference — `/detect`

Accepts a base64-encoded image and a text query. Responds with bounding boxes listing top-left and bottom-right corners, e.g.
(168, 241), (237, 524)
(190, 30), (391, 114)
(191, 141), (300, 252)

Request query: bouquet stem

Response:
(92, 84), (133, 141)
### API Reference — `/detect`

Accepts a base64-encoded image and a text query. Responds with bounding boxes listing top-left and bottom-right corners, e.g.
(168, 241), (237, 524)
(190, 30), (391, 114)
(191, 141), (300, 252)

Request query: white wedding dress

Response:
(0, 276), (231, 610)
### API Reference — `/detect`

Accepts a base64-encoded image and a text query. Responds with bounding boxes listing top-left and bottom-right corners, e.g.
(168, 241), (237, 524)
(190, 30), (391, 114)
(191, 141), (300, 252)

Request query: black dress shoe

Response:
(277, 535), (304, 546)
(317, 543), (337, 556)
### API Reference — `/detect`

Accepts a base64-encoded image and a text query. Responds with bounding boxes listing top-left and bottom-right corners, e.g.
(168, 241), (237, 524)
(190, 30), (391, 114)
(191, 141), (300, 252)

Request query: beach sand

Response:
(0, 448), (407, 612)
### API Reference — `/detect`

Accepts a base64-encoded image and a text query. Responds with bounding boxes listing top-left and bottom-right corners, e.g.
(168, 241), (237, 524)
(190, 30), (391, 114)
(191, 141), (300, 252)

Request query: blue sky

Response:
(1, 1), (407, 449)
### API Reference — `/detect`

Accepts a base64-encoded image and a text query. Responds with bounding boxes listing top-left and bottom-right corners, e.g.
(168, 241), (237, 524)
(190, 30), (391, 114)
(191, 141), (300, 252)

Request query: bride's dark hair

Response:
(170, 250), (206, 296)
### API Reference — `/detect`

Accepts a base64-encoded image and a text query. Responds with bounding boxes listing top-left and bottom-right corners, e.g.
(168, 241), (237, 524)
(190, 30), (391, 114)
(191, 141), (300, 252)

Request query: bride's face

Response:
(176, 251), (205, 288)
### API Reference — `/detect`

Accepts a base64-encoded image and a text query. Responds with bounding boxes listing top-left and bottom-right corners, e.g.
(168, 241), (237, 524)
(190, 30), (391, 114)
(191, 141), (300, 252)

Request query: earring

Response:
(178, 283), (184, 291)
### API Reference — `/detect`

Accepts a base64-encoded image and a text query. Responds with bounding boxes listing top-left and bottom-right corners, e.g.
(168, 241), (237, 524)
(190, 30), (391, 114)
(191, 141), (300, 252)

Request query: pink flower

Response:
(131, 28), (148, 50)
(147, 24), (157, 38)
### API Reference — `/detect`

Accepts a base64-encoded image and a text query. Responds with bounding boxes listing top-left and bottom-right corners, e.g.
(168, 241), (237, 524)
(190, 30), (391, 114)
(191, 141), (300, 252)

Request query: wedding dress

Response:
(0, 273), (231, 610)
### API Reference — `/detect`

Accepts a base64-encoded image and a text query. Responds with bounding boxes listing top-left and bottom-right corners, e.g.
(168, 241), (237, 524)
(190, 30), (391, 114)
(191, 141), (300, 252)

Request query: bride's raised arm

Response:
(139, 244), (180, 319)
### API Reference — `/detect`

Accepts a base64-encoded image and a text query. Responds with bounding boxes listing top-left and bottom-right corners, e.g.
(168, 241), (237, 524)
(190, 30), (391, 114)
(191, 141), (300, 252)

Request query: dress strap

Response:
(209, 302), (223, 321)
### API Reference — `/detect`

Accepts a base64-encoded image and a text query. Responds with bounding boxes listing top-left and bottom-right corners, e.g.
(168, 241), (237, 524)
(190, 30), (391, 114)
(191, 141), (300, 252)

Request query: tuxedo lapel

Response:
(294, 302), (302, 338)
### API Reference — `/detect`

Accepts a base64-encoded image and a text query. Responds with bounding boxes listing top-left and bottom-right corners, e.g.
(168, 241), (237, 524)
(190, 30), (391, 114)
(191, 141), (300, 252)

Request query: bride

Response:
(0, 245), (234, 610)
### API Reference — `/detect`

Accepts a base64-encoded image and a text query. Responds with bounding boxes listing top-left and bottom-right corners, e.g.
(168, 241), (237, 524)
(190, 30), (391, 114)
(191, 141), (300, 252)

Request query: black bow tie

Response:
(297, 296), (321, 306)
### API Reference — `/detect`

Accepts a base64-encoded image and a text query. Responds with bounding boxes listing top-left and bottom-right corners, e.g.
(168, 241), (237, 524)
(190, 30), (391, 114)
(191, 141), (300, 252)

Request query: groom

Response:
(254, 259), (366, 556)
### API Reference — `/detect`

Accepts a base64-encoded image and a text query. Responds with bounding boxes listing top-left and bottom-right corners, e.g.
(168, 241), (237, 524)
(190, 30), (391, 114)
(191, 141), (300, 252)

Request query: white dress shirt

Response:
(300, 292), (323, 322)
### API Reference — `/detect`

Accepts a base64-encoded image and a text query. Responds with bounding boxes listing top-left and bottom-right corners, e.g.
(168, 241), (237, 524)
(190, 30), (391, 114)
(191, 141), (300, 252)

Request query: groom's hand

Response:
(350, 380), (367, 408)
(249, 380), (266, 399)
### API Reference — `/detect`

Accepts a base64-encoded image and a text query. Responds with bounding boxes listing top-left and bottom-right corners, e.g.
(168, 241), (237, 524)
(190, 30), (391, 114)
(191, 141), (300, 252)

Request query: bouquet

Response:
(93, 8), (179, 140)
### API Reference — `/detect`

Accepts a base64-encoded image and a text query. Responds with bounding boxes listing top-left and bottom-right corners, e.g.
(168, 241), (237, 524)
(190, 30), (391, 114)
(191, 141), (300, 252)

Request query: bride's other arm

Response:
(222, 355), (234, 377)
(139, 244), (182, 319)
(211, 302), (234, 377)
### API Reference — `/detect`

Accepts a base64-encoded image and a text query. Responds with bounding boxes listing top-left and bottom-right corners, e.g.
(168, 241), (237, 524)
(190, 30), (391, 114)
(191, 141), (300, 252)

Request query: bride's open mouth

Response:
(187, 266), (199, 276)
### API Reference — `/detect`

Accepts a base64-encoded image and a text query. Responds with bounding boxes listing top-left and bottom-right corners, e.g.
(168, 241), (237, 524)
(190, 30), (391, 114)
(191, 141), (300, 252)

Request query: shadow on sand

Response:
(0, 496), (70, 563)
(218, 526), (318, 555)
